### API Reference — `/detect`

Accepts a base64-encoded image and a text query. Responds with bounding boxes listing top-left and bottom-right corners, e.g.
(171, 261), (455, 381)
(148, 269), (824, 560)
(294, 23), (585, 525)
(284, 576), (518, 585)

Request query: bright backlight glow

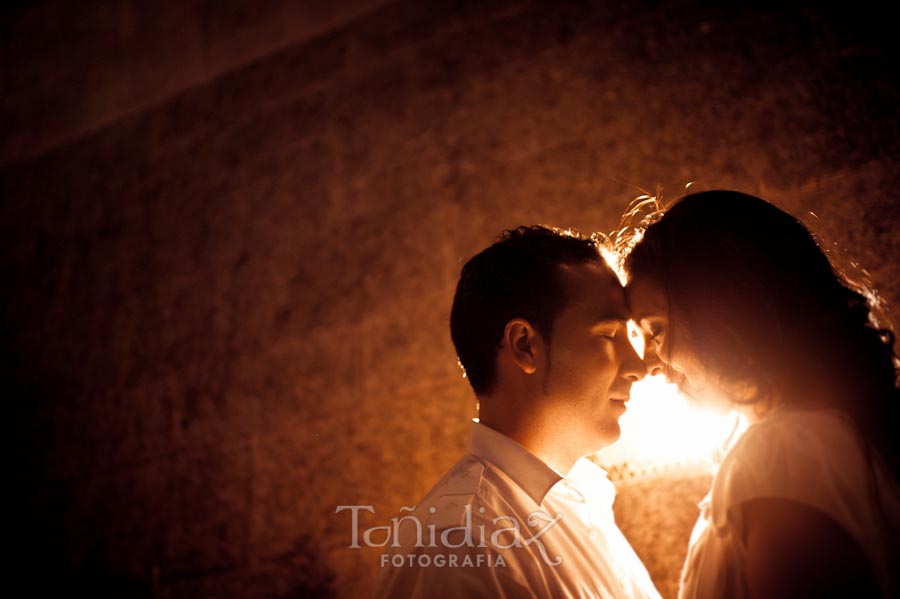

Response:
(627, 319), (645, 359)
(595, 375), (747, 478)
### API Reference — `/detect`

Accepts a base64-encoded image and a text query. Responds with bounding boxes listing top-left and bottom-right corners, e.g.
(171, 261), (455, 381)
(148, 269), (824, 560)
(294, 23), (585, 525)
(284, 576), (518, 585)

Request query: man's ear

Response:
(503, 318), (541, 375)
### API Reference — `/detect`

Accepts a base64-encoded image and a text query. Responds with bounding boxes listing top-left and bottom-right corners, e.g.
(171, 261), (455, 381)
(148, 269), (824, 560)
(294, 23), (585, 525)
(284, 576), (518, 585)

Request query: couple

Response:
(377, 191), (900, 598)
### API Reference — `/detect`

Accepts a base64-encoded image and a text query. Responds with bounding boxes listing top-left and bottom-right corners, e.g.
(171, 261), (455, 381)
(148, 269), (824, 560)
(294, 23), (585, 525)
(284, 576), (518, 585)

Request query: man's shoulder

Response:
(376, 455), (533, 599)
(403, 454), (491, 529)
(431, 454), (489, 495)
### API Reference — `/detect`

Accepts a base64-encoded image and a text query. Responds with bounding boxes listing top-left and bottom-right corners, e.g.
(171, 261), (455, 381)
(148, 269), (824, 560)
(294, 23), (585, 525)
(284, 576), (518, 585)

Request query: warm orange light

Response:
(627, 319), (645, 359)
(595, 375), (747, 476)
(600, 246), (628, 286)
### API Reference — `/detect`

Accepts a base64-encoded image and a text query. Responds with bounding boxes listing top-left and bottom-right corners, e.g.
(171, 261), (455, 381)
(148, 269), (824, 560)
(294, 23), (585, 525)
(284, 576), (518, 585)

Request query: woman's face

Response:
(626, 276), (732, 412)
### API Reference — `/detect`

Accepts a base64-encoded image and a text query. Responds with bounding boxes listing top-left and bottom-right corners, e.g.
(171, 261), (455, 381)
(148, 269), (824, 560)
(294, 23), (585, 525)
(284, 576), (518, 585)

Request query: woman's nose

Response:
(642, 343), (665, 377)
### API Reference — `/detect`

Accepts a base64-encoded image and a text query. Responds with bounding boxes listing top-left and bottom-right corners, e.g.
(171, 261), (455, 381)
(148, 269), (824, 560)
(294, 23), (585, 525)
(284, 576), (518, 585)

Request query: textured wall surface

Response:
(0, 0), (394, 167)
(4, 1), (898, 597)
(615, 471), (712, 599)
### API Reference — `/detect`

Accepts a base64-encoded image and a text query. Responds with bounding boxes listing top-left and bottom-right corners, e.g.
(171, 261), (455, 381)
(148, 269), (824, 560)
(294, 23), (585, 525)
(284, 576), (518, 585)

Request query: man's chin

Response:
(594, 425), (621, 449)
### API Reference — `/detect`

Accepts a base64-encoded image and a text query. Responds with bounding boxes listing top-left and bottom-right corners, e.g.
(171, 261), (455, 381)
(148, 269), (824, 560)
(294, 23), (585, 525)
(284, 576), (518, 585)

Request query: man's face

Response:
(540, 262), (646, 450)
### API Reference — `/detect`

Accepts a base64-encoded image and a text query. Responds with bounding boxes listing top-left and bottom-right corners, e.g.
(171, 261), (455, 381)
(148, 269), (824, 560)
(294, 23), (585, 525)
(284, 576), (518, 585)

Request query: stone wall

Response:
(4, 1), (898, 597)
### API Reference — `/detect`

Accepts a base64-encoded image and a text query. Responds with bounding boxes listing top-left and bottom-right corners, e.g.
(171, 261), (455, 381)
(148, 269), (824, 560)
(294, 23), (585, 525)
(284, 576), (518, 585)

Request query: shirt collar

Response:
(468, 421), (563, 505)
(563, 456), (616, 507)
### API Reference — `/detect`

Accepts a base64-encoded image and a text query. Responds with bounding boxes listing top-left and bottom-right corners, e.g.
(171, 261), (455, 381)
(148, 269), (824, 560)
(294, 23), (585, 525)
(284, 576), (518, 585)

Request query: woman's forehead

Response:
(625, 277), (668, 319)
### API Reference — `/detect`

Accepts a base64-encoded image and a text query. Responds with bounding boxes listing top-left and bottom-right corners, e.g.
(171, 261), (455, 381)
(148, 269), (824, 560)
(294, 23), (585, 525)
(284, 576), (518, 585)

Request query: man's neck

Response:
(479, 410), (583, 476)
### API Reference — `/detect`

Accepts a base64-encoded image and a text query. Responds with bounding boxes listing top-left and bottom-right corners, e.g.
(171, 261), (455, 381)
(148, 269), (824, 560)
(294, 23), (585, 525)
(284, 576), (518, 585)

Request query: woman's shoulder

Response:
(710, 407), (871, 527)
(709, 408), (900, 598)
(726, 406), (859, 467)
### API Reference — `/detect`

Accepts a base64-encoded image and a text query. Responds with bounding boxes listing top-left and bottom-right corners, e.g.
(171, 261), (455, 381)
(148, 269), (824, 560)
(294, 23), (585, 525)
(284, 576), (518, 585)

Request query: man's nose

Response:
(619, 334), (648, 382)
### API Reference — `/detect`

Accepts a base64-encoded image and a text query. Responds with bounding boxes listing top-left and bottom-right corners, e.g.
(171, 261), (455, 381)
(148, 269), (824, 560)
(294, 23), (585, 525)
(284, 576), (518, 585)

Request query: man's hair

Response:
(450, 225), (603, 396)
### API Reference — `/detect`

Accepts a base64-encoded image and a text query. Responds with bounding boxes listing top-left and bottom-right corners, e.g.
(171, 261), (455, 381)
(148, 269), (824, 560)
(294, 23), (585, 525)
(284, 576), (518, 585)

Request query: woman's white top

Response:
(680, 407), (900, 599)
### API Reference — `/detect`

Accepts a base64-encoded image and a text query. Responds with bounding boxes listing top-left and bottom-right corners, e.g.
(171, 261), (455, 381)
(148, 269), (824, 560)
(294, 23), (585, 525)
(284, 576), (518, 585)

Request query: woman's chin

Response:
(680, 383), (732, 414)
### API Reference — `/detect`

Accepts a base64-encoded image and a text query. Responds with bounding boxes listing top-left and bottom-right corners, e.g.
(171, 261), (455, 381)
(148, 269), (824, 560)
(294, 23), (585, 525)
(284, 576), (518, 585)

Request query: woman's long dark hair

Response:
(624, 190), (900, 486)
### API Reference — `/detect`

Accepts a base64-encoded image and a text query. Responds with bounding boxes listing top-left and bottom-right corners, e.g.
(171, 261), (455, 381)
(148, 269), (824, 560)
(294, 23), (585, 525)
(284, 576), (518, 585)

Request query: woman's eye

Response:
(647, 327), (664, 344)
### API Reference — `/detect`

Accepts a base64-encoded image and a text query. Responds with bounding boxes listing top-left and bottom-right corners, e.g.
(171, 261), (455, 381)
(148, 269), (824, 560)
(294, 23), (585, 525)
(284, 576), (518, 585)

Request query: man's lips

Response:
(609, 396), (628, 408)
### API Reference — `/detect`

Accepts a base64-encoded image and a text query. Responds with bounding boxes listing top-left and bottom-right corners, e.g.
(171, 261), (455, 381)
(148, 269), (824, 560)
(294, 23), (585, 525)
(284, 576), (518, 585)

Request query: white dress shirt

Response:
(376, 422), (663, 598)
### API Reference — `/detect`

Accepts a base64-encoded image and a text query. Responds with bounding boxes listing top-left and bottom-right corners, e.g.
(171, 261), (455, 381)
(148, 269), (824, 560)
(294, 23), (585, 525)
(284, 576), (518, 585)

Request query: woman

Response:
(623, 190), (900, 598)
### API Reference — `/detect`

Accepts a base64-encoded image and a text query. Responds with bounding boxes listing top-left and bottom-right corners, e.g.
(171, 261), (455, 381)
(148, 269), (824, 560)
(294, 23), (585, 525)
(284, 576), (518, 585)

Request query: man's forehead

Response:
(557, 262), (628, 316)
(557, 259), (618, 281)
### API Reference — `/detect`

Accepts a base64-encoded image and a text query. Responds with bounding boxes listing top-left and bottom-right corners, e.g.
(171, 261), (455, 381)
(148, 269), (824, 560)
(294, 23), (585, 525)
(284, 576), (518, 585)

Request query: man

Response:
(376, 226), (660, 598)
